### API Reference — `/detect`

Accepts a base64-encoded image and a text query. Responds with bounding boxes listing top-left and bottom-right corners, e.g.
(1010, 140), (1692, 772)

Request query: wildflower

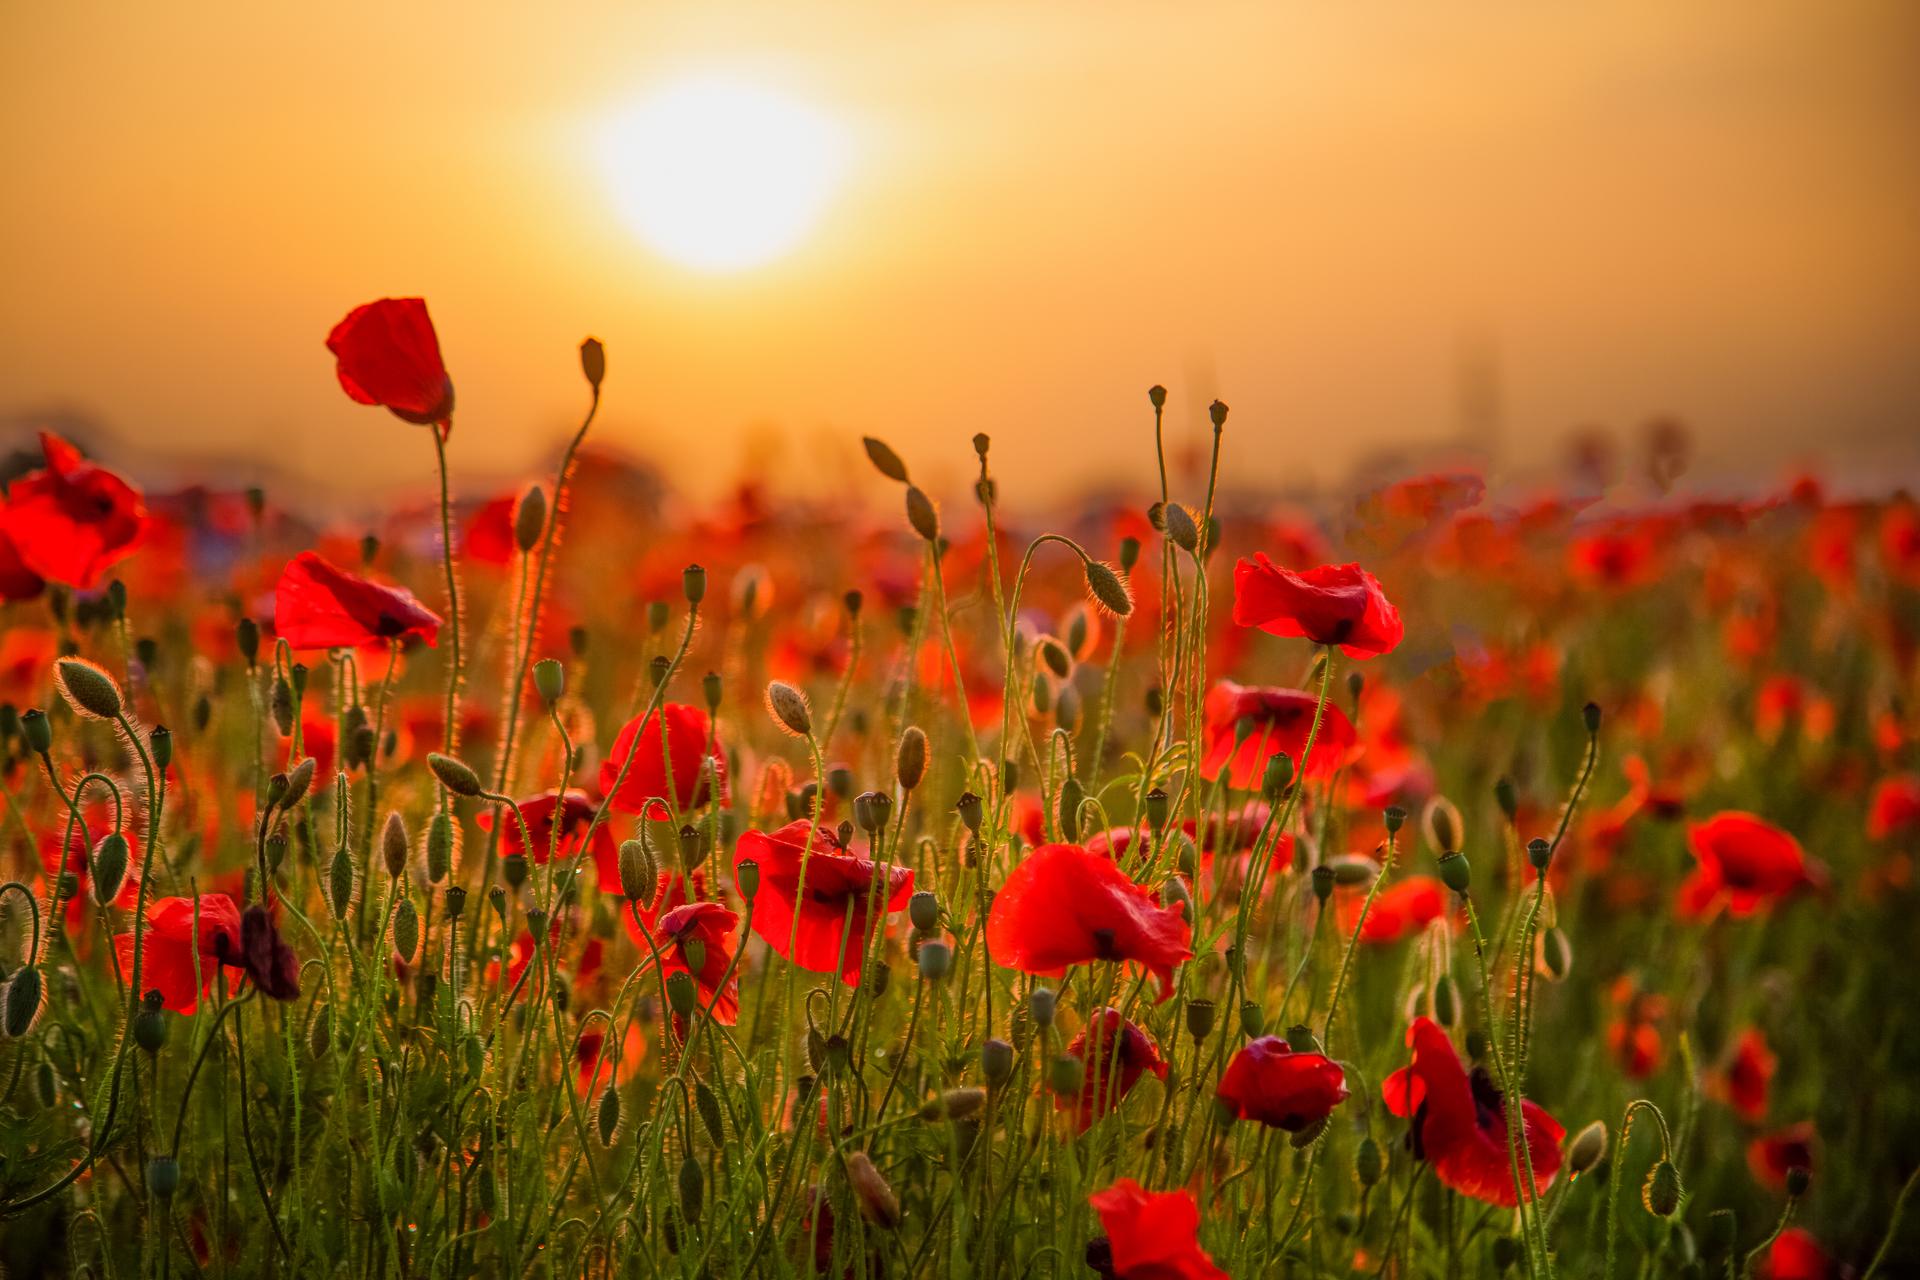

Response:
(1605, 976), (1667, 1079)
(600, 704), (728, 821)
(638, 902), (740, 1038)
(1867, 774), (1920, 841)
(1715, 1027), (1776, 1124)
(1761, 1228), (1834, 1280)
(1055, 1008), (1165, 1131)
(1086, 1178), (1228, 1280)
(326, 297), (455, 427)
(1677, 812), (1818, 919)
(1338, 874), (1451, 945)
(1748, 1122), (1815, 1191)
(112, 895), (244, 1013)
(0, 432), (147, 590)
(1382, 1017), (1564, 1207)
(1216, 1036), (1350, 1131)
(1200, 681), (1359, 787)
(1231, 557), (1402, 658)
(985, 843), (1193, 1001)
(0, 526), (44, 601)
(732, 820), (912, 985)
(274, 551), (441, 650)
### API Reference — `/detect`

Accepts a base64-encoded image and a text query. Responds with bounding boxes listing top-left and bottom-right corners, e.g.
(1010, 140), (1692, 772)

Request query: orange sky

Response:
(3, 2), (1917, 509)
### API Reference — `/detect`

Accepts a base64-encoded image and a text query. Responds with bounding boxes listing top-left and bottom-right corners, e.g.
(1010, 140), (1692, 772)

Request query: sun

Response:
(595, 74), (852, 273)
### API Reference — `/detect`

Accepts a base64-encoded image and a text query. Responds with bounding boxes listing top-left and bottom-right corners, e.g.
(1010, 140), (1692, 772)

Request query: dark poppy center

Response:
(1468, 1065), (1507, 1132)
(1091, 927), (1119, 960)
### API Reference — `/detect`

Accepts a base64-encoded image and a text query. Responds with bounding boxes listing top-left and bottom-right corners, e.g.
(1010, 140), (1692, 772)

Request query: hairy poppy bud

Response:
(1084, 559), (1134, 618)
(147, 1155), (181, 1200)
(270, 672), (294, 735)
(736, 857), (760, 902)
(284, 756), (317, 810)
(1568, 1120), (1608, 1176)
(665, 970), (697, 1017)
(1495, 776), (1518, 823)
(426, 812), (454, 883)
(597, 1084), (621, 1147)
(149, 724), (173, 769)
(4, 965), (42, 1037)
(980, 1038), (1015, 1086)
(682, 563), (707, 605)
(91, 833), (130, 904)
(22, 708), (51, 755)
(1438, 850), (1471, 895)
(428, 752), (483, 797)
(1148, 384), (1167, 409)
(1057, 777), (1083, 843)
(329, 846), (355, 918)
(1030, 987), (1057, 1027)
(580, 336), (606, 390)
(917, 939), (951, 980)
(1209, 399), (1229, 428)
(381, 812), (409, 879)
(765, 681), (812, 737)
(1540, 927), (1572, 980)
(862, 436), (910, 483)
(1356, 1135), (1385, 1186)
(1643, 1159), (1682, 1217)
(1186, 998), (1216, 1042)
(904, 486), (939, 542)
(392, 896), (419, 961)
(1311, 864), (1336, 902)
(55, 658), (122, 720)
(134, 990), (168, 1054)
(909, 890), (940, 933)
(619, 839), (654, 901)
(1528, 838), (1551, 871)
(896, 726), (927, 791)
(1423, 796), (1462, 855)
(533, 658), (565, 705)
(1163, 876), (1192, 922)
(514, 486), (547, 553)
(1163, 502), (1199, 552)
(1055, 685), (1081, 735)
(678, 1155), (703, 1224)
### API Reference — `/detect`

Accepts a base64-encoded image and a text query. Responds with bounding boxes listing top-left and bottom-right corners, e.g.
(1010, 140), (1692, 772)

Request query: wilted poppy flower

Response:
(638, 901), (740, 1038)
(1716, 1028), (1776, 1124)
(1868, 774), (1920, 841)
(1678, 812), (1816, 919)
(113, 894), (244, 1013)
(1761, 1228), (1833, 1280)
(1086, 1178), (1227, 1280)
(239, 904), (300, 1000)
(274, 550), (442, 651)
(1232, 557), (1403, 658)
(985, 843), (1193, 1001)
(733, 820), (912, 986)
(601, 703), (728, 821)
(1, 432), (146, 590)
(1339, 875), (1451, 945)
(476, 790), (616, 886)
(1382, 1017), (1564, 1207)
(1749, 1122), (1815, 1191)
(1216, 1036), (1349, 1131)
(326, 297), (455, 427)
(1201, 680), (1359, 787)
(1057, 1008), (1166, 1131)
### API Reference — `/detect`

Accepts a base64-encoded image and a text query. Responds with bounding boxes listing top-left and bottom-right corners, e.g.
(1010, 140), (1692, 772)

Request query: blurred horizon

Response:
(3, 1), (1918, 512)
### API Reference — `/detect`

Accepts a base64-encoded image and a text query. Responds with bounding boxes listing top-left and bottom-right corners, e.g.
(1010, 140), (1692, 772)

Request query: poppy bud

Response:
(1262, 752), (1294, 802)
(981, 1037), (1015, 1086)
(149, 725), (173, 769)
(514, 486), (547, 553)
(1423, 796), (1462, 855)
(1384, 805), (1407, 835)
(736, 857), (760, 903)
(905, 486), (939, 542)
(1568, 1120), (1608, 1176)
(1643, 1159), (1682, 1217)
(597, 1084), (621, 1146)
(579, 336), (606, 390)
(1583, 702), (1602, 734)
(236, 617), (260, 667)
(1437, 850), (1471, 895)
(328, 847), (355, 918)
(682, 563), (707, 605)
(1209, 399), (1229, 428)
(1433, 974), (1460, 1027)
(1030, 987), (1057, 1027)
(1048, 1055), (1084, 1098)
(423, 811), (455, 883)
(22, 708), (51, 755)
(270, 672), (294, 735)
(896, 726), (927, 791)
(134, 990), (168, 1054)
(428, 752), (483, 798)
(844, 1151), (900, 1229)
(678, 1155), (703, 1224)
(1285, 1024), (1324, 1054)
(55, 658), (122, 721)
(1038, 636), (1071, 680)
(392, 896), (419, 961)
(91, 833), (130, 904)
(533, 658), (565, 705)
(920, 1087), (987, 1122)
(956, 791), (983, 835)
(1240, 1001), (1265, 1038)
(1327, 855), (1376, 887)
(614, 839), (649, 901)
(1163, 876), (1192, 922)
(766, 681), (812, 738)
(4, 965), (42, 1037)
(909, 890), (940, 933)
(284, 756), (317, 810)
(381, 812), (409, 879)
(665, 970), (697, 1017)
(147, 1156), (181, 1200)
(1057, 777), (1083, 843)
(862, 436), (910, 483)
(1084, 560), (1134, 618)
(1495, 776), (1518, 823)
(1148, 384), (1167, 409)
(1528, 838), (1551, 872)
(917, 939), (951, 980)
(1355, 1135), (1385, 1187)
(1164, 503), (1199, 553)
(1186, 998), (1216, 1042)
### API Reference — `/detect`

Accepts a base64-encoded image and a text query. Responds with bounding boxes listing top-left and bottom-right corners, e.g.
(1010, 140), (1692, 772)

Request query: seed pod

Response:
(4, 965), (43, 1038)
(736, 858), (760, 902)
(514, 485), (547, 553)
(533, 659), (565, 705)
(682, 564), (707, 605)
(55, 658), (123, 720)
(1030, 987), (1057, 1028)
(980, 1038), (1015, 1086)
(1209, 399), (1229, 428)
(21, 708), (52, 755)
(1186, 999), (1216, 1042)
(427, 812), (454, 883)
(1240, 1000), (1265, 1038)
(1786, 1165), (1810, 1197)
(665, 971), (697, 1017)
(579, 336), (606, 389)
(133, 991), (168, 1054)
(1568, 1121), (1608, 1176)
(1437, 850), (1472, 895)
(896, 726), (927, 791)
(597, 1085), (621, 1146)
(91, 833), (130, 904)
(908, 890), (940, 933)
(1286, 1024), (1324, 1054)
(854, 789), (892, 837)
(1083, 560), (1134, 617)
(678, 1155), (703, 1224)
(1583, 702), (1602, 734)
(846, 1151), (901, 1228)
(147, 1156), (181, 1199)
(1384, 805), (1407, 835)
(765, 681), (812, 737)
(392, 895), (419, 961)
(955, 791), (983, 835)
(149, 724), (173, 768)
(382, 812), (409, 878)
(904, 486), (939, 542)
(1643, 1159), (1682, 1217)
(428, 752), (483, 797)
(1528, 838), (1552, 872)
(1263, 752), (1294, 801)
(917, 940), (951, 981)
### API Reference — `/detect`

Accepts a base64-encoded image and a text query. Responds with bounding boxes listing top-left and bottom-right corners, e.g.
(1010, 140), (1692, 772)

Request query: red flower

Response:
(1717, 1028), (1775, 1124)
(1231, 557), (1402, 658)
(1570, 524), (1662, 589)
(1605, 976), (1667, 1079)
(576, 1020), (648, 1093)
(274, 551), (441, 651)
(1339, 875), (1451, 945)
(1087, 1179), (1228, 1280)
(0, 526), (45, 601)
(1748, 1122), (1815, 1190)
(732, 820), (912, 986)
(1382, 1017), (1564, 1207)
(1761, 1228), (1833, 1280)
(113, 894), (244, 1013)
(464, 495), (518, 567)
(600, 703), (728, 821)
(326, 297), (455, 427)
(1216, 1036), (1350, 1131)
(1678, 812), (1815, 919)
(1, 432), (146, 590)
(476, 790), (616, 887)
(635, 901), (741, 1038)
(1057, 1008), (1166, 1131)
(985, 843), (1193, 1001)
(40, 812), (141, 927)
(1868, 774), (1920, 841)
(1200, 681), (1359, 787)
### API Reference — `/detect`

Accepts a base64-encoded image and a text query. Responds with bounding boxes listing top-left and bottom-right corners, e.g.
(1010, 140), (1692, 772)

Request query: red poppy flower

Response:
(1570, 524), (1663, 589)
(1678, 812), (1815, 919)
(636, 901), (742, 1039)
(1231, 557), (1403, 658)
(1761, 1228), (1833, 1280)
(1338, 875), (1451, 945)
(575, 1020), (649, 1094)
(1717, 1028), (1775, 1124)
(1201, 681), (1359, 787)
(1868, 774), (1920, 841)
(326, 297), (455, 427)
(1, 432), (146, 590)
(464, 495), (518, 567)
(1216, 1036), (1350, 1131)
(985, 843), (1192, 1001)
(1748, 1122), (1815, 1190)
(1382, 1017), (1564, 1207)
(477, 790), (616, 886)
(0, 526), (45, 601)
(1087, 1179), (1228, 1280)
(112, 894), (245, 1013)
(732, 820), (912, 986)
(273, 551), (441, 651)
(600, 703), (728, 821)
(1605, 976), (1667, 1079)
(1056, 1008), (1166, 1131)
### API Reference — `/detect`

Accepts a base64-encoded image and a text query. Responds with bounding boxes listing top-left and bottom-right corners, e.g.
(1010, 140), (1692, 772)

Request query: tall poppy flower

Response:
(326, 297), (455, 427)
(636, 901), (742, 1039)
(1748, 1122), (1815, 1191)
(112, 894), (245, 1013)
(1678, 812), (1815, 919)
(601, 704), (728, 821)
(985, 843), (1193, 1001)
(1716, 1028), (1775, 1124)
(1086, 1179), (1228, 1280)
(733, 820), (912, 986)
(1, 432), (146, 590)
(1201, 681), (1359, 787)
(274, 551), (441, 650)
(476, 790), (617, 887)
(1382, 1017), (1564, 1207)
(1231, 557), (1402, 658)
(1057, 1008), (1166, 1131)
(1216, 1036), (1350, 1131)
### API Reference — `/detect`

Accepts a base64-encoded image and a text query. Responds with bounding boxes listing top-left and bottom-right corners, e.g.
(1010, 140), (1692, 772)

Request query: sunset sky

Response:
(3, 2), (1916, 509)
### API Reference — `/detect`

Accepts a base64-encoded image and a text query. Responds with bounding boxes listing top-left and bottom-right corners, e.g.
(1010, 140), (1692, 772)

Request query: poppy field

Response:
(1, 298), (1917, 1279)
